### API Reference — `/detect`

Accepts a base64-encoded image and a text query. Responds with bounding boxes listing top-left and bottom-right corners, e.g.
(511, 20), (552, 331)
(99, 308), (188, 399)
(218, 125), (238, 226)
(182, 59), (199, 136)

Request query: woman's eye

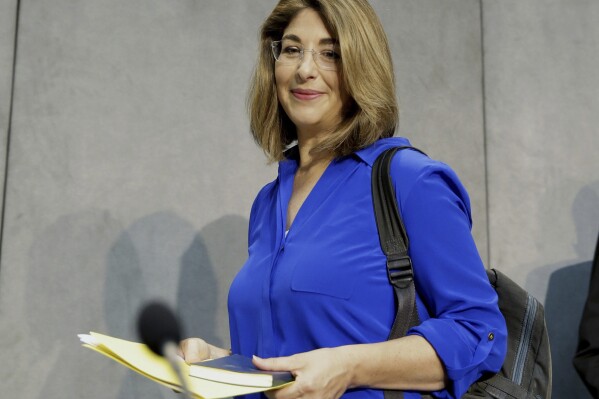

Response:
(282, 46), (301, 55)
(320, 50), (340, 60)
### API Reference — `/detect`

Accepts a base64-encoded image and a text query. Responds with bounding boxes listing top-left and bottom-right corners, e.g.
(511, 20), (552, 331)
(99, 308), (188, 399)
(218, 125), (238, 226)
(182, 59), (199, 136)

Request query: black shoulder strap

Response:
(372, 146), (424, 338)
(372, 146), (431, 399)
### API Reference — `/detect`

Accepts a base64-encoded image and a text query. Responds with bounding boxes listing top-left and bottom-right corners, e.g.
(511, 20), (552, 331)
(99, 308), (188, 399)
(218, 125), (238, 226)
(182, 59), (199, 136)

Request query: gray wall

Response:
(483, 1), (599, 397)
(0, 1), (597, 398)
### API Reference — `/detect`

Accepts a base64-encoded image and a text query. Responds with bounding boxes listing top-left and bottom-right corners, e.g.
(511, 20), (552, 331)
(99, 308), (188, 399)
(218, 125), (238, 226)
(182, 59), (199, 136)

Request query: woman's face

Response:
(275, 8), (348, 137)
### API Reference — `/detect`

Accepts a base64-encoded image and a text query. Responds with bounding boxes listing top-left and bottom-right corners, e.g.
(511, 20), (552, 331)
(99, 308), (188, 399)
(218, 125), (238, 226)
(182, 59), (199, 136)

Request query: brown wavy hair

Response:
(247, 0), (398, 162)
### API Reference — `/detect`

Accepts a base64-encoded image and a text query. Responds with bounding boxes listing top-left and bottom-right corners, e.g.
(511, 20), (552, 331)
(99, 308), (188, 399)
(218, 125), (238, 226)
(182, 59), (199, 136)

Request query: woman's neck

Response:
(296, 129), (334, 169)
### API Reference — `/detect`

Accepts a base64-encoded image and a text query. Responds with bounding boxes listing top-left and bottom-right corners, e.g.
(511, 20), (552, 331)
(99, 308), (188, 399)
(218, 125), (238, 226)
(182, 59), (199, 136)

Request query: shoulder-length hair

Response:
(247, 0), (398, 162)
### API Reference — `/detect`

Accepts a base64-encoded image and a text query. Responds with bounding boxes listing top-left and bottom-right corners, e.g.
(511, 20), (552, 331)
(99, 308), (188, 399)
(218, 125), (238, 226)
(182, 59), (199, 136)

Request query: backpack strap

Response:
(372, 146), (422, 339)
(372, 146), (432, 399)
(476, 375), (532, 398)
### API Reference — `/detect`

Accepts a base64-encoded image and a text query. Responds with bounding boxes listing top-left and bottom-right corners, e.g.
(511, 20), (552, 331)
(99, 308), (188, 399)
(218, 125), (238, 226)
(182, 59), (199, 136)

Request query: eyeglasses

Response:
(271, 40), (340, 71)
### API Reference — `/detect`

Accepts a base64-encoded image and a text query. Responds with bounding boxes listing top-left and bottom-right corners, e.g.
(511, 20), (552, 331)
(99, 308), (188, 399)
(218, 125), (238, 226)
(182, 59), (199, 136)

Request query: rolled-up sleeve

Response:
(395, 161), (507, 399)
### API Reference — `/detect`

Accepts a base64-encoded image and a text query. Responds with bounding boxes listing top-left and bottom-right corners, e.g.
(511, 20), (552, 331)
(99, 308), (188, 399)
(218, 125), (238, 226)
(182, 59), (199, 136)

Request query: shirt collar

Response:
(353, 137), (412, 166)
(280, 137), (412, 169)
(279, 145), (299, 177)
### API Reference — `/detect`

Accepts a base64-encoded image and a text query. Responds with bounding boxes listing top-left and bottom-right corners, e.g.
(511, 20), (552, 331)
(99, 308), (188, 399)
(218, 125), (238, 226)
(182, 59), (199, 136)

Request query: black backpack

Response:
(371, 147), (552, 399)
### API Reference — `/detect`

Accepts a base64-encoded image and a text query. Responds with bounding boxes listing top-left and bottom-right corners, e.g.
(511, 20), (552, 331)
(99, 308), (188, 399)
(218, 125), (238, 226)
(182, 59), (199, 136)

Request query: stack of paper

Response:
(78, 332), (293, 399)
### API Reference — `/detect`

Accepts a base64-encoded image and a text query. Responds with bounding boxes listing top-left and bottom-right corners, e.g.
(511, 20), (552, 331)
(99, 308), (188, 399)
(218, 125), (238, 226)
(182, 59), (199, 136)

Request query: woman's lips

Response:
(291, 89), (324, 100)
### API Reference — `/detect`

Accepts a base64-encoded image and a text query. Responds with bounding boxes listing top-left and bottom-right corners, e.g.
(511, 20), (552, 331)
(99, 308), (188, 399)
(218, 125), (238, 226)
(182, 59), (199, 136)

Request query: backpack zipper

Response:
(512, 294), (538, 384)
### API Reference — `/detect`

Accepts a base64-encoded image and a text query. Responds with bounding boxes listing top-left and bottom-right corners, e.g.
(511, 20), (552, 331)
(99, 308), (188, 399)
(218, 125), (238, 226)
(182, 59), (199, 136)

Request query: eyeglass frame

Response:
(270, 40), (340, 71)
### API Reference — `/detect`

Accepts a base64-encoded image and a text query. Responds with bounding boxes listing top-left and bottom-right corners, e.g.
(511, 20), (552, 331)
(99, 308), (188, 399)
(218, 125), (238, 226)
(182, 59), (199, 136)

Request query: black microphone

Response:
(138, 301), (182, 355)
(137, 301), (192, 399)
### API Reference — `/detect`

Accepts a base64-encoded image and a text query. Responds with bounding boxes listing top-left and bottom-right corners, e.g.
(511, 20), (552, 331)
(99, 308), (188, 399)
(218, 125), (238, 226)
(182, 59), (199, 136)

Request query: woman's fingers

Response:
(178, 338), (211, 363)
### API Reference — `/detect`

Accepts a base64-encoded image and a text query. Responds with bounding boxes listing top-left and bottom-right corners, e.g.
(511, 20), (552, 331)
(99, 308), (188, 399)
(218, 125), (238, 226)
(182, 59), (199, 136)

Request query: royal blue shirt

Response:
(228, 137), (507, 399)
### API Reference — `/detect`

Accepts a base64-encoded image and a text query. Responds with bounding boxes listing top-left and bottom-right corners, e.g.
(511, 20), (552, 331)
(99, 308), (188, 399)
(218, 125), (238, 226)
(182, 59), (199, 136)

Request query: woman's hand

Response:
(177, 338), (230, 363)
(253, 337), (445, 398)
(253, 347), (354, 399)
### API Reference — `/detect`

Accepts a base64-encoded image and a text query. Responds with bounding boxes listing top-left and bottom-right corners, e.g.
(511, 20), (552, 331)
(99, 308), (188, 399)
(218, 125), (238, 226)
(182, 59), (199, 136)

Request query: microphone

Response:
(137, 301), (192, 399)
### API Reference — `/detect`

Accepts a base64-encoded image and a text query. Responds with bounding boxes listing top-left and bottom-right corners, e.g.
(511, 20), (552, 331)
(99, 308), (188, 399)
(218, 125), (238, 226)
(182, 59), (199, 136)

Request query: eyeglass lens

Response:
(272, 40), (340, 70)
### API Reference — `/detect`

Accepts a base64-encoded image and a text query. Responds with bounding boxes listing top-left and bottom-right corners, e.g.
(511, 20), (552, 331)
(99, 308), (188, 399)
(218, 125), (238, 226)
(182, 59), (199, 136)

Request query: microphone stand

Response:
(163, 341), (193, 399)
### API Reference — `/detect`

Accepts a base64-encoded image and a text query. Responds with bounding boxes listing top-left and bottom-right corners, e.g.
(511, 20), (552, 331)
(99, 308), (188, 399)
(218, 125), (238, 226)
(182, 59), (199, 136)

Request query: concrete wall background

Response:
(483, 1), (599, 397)
(373, 0), (489, 263)
(0, 1), (596, 398)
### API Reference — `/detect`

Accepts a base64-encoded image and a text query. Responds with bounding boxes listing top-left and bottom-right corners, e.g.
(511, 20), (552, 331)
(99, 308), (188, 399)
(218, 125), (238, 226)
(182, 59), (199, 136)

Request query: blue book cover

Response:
(189, 354), (294, 388)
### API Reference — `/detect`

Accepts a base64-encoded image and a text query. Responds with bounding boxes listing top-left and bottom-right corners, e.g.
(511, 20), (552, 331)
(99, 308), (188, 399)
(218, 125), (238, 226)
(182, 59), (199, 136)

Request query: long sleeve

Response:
(392, 157), (507, 398)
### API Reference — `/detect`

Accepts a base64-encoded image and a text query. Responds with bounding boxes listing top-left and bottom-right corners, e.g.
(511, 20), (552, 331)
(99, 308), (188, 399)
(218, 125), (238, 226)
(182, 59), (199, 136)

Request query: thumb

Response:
(252, 355), (294, 372)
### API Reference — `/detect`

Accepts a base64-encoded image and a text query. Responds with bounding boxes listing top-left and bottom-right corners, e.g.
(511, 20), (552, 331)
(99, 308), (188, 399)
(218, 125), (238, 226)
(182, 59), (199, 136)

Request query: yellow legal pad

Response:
(78, 332), (292, 399)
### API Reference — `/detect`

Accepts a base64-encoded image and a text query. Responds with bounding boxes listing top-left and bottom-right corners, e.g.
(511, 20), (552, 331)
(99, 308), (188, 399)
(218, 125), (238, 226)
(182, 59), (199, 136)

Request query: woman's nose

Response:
(297, 50), (318, 80)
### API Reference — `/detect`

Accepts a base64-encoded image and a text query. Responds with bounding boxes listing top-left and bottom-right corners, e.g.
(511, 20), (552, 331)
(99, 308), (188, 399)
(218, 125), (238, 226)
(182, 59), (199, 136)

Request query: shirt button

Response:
(488, 332), (494, 341)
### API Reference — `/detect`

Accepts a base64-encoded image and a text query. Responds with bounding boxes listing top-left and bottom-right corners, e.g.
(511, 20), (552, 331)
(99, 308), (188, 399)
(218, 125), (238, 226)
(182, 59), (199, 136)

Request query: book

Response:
(189, 354), (294, 388)
(78, 332), (293, 399)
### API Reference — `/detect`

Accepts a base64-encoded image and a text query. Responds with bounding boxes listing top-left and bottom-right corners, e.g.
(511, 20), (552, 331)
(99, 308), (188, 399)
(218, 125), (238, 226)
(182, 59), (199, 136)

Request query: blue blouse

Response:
(228, 137), (507, 399)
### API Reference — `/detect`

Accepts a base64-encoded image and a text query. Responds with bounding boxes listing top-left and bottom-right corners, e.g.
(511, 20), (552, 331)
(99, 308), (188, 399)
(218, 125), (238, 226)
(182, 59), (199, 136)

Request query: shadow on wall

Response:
(25, 210), (248, 399)
(530, 184), (599, 399)
(545, 262), (592, 399)
(103, 212), (248, 399)
(26, 210), (139, 399)
(177, 214), (248, 348)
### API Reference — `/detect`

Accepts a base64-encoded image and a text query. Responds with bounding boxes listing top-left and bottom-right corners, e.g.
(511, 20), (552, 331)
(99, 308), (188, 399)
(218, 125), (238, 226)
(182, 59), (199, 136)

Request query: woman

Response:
(180, 1), (507, 398)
